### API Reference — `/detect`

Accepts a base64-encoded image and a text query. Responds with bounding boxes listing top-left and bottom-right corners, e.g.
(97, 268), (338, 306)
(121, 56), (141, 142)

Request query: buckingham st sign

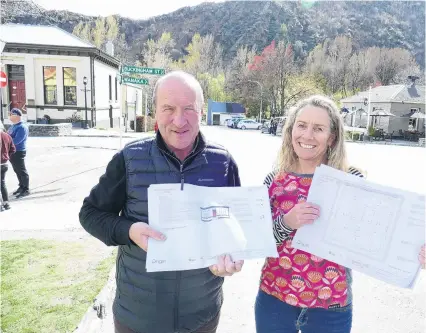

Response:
(121, 66), (165, 76)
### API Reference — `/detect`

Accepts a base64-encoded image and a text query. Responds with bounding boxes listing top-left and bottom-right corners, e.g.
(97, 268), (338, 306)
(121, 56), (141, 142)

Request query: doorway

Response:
(212, 114), (220, 125)
(7, 65), (26, 112)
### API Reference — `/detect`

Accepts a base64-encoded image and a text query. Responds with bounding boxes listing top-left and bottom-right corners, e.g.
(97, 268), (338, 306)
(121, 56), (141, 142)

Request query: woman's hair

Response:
(275, 95), (348, 173)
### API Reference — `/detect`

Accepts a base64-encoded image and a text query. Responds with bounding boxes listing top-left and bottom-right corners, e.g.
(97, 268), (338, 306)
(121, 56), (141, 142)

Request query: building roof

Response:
(0, 24), (95, 48)
(341, 84), (425, 105)
(0, 24), (120, 68)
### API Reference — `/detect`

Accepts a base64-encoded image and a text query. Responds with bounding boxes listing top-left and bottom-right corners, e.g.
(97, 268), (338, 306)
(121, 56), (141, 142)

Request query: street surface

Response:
(1, 126), (425, 333)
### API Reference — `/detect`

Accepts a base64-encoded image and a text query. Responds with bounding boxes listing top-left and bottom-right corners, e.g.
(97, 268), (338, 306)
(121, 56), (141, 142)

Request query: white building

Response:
(340, 80), (425, 135)
(0, 24), (142, 128)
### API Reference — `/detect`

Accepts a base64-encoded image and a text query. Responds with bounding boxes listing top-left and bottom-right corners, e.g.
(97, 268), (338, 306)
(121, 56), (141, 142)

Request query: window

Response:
(109, 75), (112, 101)
(63, 67), (77, 105)
(115, 77), (118, 101)
(43, 66), (57, 105)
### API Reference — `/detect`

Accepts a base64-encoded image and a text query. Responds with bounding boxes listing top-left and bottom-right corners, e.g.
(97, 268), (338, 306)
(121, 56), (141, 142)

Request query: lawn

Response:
(1, 239), (116, 333)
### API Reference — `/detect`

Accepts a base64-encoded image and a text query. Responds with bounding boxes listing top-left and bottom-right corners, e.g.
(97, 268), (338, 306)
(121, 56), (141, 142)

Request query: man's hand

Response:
(209, 254), (244, 277)
(129, 222), (166, 252)
(284, 202), (320, 230)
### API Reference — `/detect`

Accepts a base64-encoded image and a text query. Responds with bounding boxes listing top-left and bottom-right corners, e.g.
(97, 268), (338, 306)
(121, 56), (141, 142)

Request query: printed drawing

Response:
(200, 206), (230, 222)
(323, 182), (403, 261)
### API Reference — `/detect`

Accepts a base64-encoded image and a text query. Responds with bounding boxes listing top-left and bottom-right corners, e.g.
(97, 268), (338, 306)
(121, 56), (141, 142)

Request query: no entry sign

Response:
(0, 71), (7, 88)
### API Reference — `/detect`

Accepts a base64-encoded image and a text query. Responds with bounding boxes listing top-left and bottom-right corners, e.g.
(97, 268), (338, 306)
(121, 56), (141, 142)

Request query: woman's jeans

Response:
(255, 290), (352, 333)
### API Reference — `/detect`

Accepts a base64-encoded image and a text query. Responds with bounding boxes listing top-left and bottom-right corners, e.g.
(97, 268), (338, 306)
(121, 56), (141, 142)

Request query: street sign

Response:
(121, 65), (165, 75)
(121, 76), (149, 85)
(0, 71), (7, 88)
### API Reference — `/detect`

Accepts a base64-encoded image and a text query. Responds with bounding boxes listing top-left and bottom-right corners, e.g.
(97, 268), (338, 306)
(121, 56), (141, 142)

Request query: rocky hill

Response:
(3, 0), (425, 66)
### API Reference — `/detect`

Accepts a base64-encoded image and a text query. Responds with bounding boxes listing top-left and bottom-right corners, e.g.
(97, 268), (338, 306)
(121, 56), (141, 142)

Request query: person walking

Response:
(7, 108), (30, 198)
(1, 124), (16, 211)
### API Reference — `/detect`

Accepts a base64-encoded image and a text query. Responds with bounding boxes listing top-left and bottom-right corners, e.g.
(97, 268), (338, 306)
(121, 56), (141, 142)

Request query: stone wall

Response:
(28, 123), (72, 137)
(135, 116), (156, 132)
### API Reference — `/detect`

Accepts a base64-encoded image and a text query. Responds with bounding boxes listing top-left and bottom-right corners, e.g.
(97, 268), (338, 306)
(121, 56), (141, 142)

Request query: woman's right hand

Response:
(283, 202), (320, 230)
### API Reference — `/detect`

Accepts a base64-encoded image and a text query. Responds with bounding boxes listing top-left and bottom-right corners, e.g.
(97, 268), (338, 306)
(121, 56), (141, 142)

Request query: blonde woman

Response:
(255, 95), (425, 333)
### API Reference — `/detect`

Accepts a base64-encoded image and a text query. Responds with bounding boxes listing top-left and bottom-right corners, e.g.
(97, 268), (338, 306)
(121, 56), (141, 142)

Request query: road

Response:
(1, 126), (425, 333)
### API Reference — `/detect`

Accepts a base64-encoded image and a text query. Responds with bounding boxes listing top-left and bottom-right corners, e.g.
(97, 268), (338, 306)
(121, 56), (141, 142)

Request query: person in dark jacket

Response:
(7, 108), (30, 198)
(79, 71), (244, 333)
(1, 126), (16, 211)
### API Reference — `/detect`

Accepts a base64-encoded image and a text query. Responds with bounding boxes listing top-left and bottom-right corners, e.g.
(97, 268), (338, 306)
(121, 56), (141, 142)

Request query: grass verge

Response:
(1, 239), (116, 333)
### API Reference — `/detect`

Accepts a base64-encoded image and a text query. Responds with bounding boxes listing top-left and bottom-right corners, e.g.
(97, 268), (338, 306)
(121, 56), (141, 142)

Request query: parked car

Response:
(261, 121), (271, 133)
(226, 118), (242, 128)
(230, 117), (245, 128)
(237, 119), (262, 130)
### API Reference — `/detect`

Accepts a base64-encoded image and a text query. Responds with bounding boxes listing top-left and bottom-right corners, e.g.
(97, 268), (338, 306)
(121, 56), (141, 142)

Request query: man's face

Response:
(155, 78), (201, 159)
(9, 114), (20, 123)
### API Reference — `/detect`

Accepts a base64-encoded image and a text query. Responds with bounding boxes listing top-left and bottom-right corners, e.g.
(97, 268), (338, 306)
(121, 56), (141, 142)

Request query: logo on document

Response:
(200, 205), (230, 222)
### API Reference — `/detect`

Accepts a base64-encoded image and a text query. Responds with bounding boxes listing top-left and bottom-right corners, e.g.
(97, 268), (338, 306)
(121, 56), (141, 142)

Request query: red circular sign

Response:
(0, 71), (7, 88)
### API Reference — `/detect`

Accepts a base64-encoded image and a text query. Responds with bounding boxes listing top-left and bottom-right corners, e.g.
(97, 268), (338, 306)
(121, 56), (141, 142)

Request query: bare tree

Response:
(323, 36), (352, 95)
(372, 47), (423, 85)
(348, 50), (373, 93)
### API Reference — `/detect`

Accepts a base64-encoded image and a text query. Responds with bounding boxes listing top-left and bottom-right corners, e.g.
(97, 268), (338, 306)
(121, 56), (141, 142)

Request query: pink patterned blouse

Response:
(259, 171), (355, 309)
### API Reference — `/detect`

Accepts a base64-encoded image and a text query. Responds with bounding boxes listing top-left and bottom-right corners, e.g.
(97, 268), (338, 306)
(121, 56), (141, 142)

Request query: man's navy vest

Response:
(113, 132), (240, 333)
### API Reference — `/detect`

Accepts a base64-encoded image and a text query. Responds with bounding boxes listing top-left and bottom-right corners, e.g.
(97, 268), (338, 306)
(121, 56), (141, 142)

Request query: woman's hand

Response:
(283, 202), (320, 230)
(419, 245), (425, 269)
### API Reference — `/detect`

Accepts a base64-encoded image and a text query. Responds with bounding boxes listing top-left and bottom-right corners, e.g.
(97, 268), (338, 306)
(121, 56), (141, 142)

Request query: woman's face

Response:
(291, 106), (335, 164)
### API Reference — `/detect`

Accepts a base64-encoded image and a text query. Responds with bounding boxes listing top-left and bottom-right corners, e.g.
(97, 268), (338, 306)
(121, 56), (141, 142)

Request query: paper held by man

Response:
(293, 165), (425, 289)
(146, 184), (279, 272)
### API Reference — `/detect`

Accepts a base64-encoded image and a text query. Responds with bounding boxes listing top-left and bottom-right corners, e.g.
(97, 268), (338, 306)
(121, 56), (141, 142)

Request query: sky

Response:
(34, 0), (225, 20)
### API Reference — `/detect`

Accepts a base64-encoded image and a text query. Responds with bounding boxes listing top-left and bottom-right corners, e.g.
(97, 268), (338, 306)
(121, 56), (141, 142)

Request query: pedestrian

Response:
(79, 70), (244, 333)
(255, 95), (426, 333)
(1, 124), (16, 211)
(7, 108), (30, 198)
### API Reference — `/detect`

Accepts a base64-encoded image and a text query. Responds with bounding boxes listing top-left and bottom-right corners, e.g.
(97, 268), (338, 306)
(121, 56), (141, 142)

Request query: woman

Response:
(255, 95), (425, 333)
(1, 124), (16, 211)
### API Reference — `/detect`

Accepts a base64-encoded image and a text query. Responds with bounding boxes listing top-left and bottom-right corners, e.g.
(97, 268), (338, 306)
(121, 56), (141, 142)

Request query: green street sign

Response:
(121, 76), (149, 85)
(121, 65), (165, 75)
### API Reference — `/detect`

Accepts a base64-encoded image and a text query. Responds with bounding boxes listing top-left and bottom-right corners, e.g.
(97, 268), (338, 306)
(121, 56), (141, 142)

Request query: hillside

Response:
(3, 0), (425, 66)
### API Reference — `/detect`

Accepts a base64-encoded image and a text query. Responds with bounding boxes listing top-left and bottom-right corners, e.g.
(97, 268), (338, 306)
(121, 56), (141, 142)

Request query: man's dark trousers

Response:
(114, 312), (220, 333)
(1, 165), (9, 202)
(10, 151), (29, 191)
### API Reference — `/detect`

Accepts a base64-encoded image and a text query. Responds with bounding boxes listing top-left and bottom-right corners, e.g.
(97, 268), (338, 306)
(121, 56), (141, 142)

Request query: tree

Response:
(178, 34), (223, 76)
(324, 36), (352, 95)
(139, 32), (176, 114)
(348, 51), (372, 94)
(141, 32), (175, 69)
(371, 47), (422, 85)
(72, 16), (130, 62)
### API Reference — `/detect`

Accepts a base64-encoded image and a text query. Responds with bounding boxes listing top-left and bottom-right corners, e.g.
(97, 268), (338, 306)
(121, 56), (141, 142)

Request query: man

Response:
(7, 108), (30, 198)
(79, 71), (244, 333)
(1, 124), (16, 211)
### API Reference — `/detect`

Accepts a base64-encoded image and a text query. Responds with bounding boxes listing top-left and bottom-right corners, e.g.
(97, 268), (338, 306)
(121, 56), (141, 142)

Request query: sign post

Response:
(0, 71), (8, 122)
(0, 71), (7, 88)
(121, 77), (149, 85)
(120, 66), (165, 76)
(119, 65), (165, 133)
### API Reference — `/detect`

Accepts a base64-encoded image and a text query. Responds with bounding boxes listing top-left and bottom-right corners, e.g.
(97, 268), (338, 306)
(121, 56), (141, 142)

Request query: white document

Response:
(146, 184), (278, 272)
(292, 165), (425, 289)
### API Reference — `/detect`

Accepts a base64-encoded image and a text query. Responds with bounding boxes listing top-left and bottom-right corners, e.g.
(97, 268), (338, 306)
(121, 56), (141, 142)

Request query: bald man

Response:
(79, 71), (243, 333)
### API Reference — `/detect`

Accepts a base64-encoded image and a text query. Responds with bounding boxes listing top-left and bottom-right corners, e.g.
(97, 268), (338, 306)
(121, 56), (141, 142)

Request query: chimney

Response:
(408, 75), (419, 87)
(105, 40), (114, 57)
